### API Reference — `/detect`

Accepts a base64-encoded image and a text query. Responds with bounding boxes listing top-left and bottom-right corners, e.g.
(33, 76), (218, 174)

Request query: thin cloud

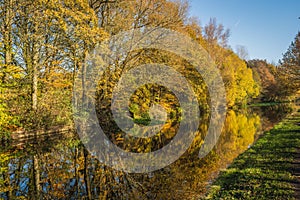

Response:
(234, 20), (241, 28)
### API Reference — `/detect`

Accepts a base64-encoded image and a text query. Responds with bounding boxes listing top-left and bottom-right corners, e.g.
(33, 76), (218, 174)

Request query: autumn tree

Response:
(204, 18), (230, 48)
(0, 0), (262, 135)
(0, 0), (107, 131)
(0, 0), (22, 135)
(201, 18), (259, 106)
(94, 0), (190, 118)
(203, 17), (230, 66)
(247, 59), (279, 101)
(236, 45), (249, 60)
(220, 51), (259, 106)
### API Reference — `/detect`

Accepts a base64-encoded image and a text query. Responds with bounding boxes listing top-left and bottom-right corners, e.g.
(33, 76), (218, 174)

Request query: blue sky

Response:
(189, 0), (300, 64)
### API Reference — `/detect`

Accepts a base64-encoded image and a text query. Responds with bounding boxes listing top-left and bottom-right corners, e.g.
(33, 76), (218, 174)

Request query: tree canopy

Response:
(0, 0), (296, 136)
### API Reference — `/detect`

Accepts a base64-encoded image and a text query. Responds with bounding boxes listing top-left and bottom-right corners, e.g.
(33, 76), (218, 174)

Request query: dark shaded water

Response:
(0, 104), (295, 199)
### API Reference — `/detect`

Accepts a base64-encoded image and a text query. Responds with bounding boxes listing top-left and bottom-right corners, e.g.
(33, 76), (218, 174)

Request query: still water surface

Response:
(0, 104), (294, 199)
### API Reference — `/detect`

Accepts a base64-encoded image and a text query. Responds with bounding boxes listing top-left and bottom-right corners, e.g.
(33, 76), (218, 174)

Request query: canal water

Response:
(0, 104), (294, 199)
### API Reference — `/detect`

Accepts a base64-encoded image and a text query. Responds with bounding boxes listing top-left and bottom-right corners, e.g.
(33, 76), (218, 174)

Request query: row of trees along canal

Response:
(0, 0), (299, 138)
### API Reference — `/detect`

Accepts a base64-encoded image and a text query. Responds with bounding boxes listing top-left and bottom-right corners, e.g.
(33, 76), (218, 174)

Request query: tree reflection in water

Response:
(0, 104), (293, 199)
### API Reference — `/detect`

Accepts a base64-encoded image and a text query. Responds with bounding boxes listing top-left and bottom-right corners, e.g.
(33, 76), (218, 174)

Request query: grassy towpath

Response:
(203, 107), (300, 200)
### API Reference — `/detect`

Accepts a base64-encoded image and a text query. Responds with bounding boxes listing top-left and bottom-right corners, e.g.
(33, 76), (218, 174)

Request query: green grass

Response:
(248, 102), (287, 107)
(203, 109), (300, 200)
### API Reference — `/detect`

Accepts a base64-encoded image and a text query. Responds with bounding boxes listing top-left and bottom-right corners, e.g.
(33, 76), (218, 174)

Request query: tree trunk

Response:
(83, 148), (92, 199)
(32, 63), (38, 111)
(33, 154), (41, 199)
(31, 22), (39, 110)
(3, 0), (13, 82)
(2, 170), (12, 200)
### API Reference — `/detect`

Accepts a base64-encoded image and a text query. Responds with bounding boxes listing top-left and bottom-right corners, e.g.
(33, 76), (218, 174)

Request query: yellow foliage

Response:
(222, 51), (260, 106)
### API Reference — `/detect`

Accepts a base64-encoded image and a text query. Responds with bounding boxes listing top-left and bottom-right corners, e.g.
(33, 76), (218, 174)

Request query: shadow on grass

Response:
(204, 110), (300, 200)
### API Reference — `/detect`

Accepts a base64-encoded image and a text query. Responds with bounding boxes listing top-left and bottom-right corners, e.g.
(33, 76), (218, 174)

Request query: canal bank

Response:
(203, 107), (300, 200)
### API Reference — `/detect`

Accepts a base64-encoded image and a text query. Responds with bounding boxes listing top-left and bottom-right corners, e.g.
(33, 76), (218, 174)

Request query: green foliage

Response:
(0, 103), (12, 137)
